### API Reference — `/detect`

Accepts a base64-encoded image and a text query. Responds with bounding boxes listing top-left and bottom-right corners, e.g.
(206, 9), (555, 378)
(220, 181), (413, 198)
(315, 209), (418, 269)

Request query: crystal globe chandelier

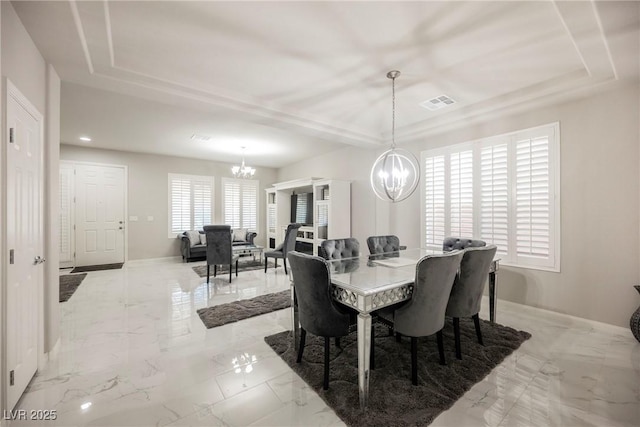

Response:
(231, 146), (255, 179)
(370, 71), (420, 202)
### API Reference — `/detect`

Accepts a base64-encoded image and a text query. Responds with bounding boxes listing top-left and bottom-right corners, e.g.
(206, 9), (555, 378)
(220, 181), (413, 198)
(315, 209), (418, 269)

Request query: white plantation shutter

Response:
(449, 150), (474, 237)
(421, 123), (559, 271)
(193, 179), (212, 230)
(222, 178), (259, 231)
(480, 142), (509, 254)
(515, 135), (551, 263)
(424, 155), (445, 246)
(242, 182), (258, 230)
(168, 174), (214, 236)
(224, 180), (241, 228)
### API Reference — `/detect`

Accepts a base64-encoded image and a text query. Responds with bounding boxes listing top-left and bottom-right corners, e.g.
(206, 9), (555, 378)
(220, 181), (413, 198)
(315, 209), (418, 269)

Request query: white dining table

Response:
(289, 248), (500, 410)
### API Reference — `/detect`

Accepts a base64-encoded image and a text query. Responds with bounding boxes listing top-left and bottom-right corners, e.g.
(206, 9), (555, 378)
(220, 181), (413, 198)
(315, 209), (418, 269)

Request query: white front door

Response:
(75, 164), (125, 267)
(6, 82), (42, 410)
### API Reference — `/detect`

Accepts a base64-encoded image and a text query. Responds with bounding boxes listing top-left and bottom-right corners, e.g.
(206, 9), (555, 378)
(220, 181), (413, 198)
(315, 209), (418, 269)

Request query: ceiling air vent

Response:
(420, 95), (456, 111)
(190, 134), (211, 142)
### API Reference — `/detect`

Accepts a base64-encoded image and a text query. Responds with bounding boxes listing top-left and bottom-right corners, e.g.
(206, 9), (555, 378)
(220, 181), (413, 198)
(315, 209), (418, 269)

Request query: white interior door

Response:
(59, 163), (74, 268)
(75, 164), (125, 267)
(6, 82), (42, 410)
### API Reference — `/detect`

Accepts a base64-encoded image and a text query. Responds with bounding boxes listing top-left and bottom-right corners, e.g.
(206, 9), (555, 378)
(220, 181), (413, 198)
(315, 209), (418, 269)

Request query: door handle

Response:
(33, 256), (46, 265)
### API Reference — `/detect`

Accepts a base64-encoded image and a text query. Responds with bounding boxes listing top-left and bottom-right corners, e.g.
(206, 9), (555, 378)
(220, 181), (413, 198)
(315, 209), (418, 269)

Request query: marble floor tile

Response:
(9, 257), (639, 427)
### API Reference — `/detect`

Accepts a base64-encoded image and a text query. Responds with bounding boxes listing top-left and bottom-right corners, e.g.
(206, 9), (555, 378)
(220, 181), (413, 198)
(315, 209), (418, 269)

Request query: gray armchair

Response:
(446, 245), (497, 359)
(319, 238), (360, 261)
(204, 225), (239, 283)
(287, 251), (359, 390)
(376, 250), (463, 385)
(264, 223), (302, 274)
(442, 236), (486, 252)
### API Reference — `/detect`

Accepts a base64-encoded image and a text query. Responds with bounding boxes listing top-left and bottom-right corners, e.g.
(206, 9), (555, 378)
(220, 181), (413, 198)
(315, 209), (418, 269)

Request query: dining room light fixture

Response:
(370, 70), (420, 202)
(231, 146), (256, 179)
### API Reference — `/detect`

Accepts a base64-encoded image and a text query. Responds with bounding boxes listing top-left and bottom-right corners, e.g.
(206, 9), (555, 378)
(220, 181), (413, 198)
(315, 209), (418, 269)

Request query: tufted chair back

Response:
(366, 235), (400, 254)
(442, 236), (486, 252)
(204, 225), (233, 265)
(319, 238), (360, 261)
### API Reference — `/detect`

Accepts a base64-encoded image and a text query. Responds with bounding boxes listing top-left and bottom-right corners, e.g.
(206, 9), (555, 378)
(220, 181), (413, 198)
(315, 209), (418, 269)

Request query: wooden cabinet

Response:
(265, 178), (350, 255)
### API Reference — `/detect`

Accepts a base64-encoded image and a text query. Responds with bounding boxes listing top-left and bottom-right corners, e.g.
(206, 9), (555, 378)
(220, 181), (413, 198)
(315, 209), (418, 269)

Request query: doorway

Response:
(59, 162), (127, 268)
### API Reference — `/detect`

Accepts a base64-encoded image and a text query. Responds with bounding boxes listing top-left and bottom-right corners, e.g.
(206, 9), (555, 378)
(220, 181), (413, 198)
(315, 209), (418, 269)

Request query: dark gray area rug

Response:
(70, 263), (123, 273)
(265, 318), (531, 427)
(197, 289), (290, 328)
(191, 259), (273, 277)
(59, 273), (87, 302)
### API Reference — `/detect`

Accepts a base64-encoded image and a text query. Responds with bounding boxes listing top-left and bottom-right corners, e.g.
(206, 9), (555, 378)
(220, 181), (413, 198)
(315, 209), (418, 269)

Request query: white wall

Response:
(1, 0), (60, 410)
(278, 81), (640, 328)
(60, 145), (279, 260)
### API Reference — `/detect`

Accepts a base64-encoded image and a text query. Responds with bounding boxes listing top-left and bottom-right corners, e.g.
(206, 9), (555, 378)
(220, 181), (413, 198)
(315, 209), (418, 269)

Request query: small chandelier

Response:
(231, 146), (255, 179)
(370, 70), (420, 203)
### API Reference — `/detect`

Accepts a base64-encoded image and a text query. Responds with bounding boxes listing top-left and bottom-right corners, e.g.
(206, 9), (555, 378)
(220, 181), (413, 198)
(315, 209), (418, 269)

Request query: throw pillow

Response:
(200, 234), (207, 246)
(232, 228), (247, 242)
(186, 230), (201, 248)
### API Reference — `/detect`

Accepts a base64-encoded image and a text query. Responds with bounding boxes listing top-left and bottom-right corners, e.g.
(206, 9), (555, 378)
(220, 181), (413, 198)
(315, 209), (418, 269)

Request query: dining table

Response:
(289, 247), (500, 410)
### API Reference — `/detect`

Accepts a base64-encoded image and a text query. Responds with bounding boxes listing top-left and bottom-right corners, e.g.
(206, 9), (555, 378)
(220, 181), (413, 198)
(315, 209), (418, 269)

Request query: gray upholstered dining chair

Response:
(376, 250), (464, 385)
(366, 235), (407, 259)
(442, 236), (486, 252)
(264, 223), (302, 274)
(446, 245), (497, 360)
(203, 225), (239, 283)
(288, 251), (360, 390)
(319, 238), (360, 261)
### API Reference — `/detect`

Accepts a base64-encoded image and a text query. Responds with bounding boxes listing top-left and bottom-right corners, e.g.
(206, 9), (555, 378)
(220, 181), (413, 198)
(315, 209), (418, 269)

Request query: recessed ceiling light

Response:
(420, 95), (456, 111)
(79, 136), (92, 142)
(190, 134), (211, 142)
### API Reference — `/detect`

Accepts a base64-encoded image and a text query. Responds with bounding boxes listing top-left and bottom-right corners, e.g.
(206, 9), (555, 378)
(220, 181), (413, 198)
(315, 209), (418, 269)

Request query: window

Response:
(168, 173), (214, 237)
(222, 178), (259, 231)
(421, 123), (560, 271)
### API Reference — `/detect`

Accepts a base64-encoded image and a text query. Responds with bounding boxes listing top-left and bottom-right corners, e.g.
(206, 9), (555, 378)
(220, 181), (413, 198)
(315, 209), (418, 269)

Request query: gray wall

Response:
(60, 145), (278, 260)
(278, 81), (640, 328)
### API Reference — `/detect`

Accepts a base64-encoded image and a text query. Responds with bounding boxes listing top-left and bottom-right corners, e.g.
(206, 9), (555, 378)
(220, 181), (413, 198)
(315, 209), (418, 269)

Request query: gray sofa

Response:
(180, 228), (257, 262)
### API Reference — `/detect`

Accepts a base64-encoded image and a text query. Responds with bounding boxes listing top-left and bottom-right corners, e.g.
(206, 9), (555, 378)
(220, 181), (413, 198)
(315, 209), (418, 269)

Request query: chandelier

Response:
(370, 70), (420, 202)
(231, 147), (255, 179)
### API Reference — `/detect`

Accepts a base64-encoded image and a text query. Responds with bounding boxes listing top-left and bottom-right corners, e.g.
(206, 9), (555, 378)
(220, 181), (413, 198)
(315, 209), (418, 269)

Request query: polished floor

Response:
(9, 257), (640, 426)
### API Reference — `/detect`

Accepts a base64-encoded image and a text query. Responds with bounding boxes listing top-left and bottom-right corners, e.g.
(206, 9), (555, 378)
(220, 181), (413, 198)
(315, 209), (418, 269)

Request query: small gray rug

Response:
(59, 273), (87, 302)
(265, 318), (531, 427)
(70, 263), (123, 273)
(191, 259), (273, 277)
(197, 289), (291, 328)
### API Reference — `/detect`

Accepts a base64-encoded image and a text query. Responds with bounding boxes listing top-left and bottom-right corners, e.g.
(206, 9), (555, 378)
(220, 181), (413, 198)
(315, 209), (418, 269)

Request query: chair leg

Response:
(437, 330), (446, 365)
(284, 259), (288, 275)
(213, 264), (217, 277)
(264, 255), (268, 273)
(411, 337), (418, 385)
(229, 263), (232, 283)
(473, 313), (484, 345)
(235, 260), (238, 277)
(206, 265), (210, 284)
(296, 328), (306, 363)
(323, 336), (330, 390)
(453, 317), (462, 360)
